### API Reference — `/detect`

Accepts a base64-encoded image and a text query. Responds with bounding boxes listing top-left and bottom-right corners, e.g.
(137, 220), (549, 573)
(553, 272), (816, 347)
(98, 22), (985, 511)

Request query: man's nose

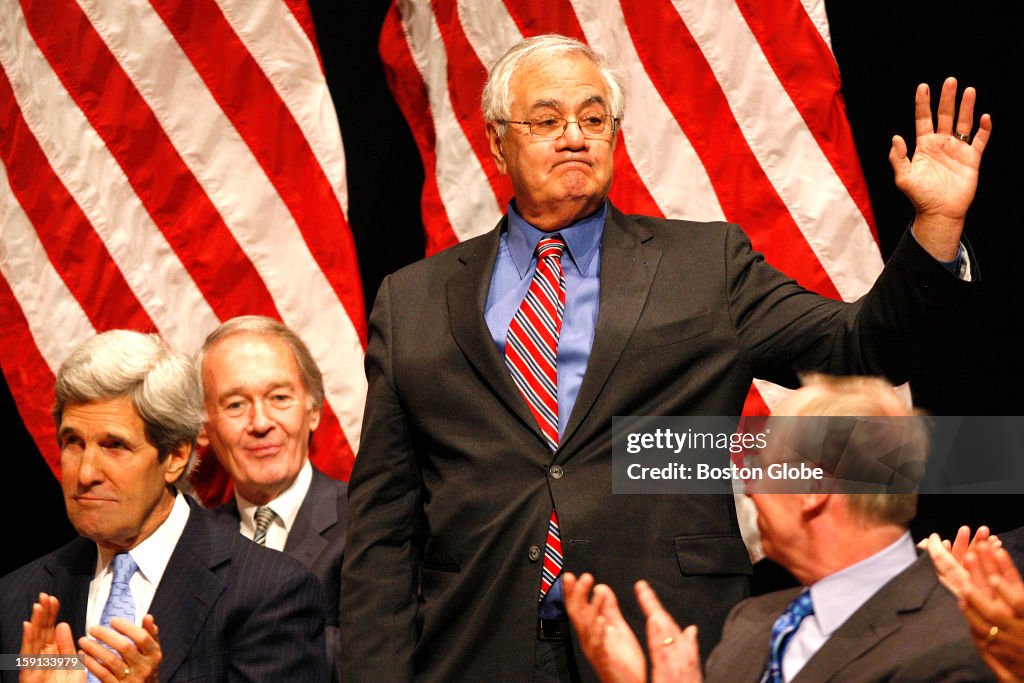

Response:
(557, 120), (588, 148)
(249, 401), (273, 433)
(77, 444), (104, 488)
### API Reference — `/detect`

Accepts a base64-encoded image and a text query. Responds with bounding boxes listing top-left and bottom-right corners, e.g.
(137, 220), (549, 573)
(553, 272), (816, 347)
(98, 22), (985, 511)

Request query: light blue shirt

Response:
(484, 201), (605, 438)
(484, 201), (605, 618)
(782, 532), (918, 681)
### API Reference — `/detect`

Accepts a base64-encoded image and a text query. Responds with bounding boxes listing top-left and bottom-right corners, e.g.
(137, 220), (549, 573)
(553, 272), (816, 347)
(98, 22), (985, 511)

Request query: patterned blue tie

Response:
(761, 589), (814, 683)
(88, 553), (138, 683)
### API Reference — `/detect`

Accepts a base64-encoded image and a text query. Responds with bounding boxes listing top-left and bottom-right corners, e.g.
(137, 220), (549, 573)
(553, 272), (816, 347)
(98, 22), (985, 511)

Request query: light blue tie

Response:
(761, 588), (814, 683)
(88, 553), (137, 683)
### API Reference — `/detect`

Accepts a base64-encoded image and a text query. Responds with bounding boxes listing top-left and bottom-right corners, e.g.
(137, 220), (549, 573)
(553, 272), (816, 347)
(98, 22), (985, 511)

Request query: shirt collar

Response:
(95, 490), (190, 587)
(808, 531), (917, 635)
(506, 200), (606, 278)
(235, 459), (313, 534)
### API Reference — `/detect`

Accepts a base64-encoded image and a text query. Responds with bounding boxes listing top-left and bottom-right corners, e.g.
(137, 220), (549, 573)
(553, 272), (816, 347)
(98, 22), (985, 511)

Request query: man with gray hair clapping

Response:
(566, 376), (993, 682)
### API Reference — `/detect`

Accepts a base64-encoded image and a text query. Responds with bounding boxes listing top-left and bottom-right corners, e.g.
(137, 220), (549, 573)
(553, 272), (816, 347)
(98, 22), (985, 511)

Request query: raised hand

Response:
(889, 77), (992, 261)
(19, 594), (84, 683)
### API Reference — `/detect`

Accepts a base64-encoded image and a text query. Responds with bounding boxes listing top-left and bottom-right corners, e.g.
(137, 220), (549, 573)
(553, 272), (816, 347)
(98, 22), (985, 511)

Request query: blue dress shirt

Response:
(484, 201), (606, 618)
(484, 202), (605, 438)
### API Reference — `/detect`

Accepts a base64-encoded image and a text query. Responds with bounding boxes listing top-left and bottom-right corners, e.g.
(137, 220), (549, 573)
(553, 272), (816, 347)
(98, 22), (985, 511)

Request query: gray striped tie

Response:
(253, 506), (276, 545)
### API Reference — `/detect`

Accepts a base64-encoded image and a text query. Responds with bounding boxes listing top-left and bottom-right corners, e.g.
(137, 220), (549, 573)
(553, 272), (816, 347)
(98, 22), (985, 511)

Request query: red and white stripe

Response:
(0, 0), (365, 501)
(505, 237), (566, 452)
(380, 0), (884, 414)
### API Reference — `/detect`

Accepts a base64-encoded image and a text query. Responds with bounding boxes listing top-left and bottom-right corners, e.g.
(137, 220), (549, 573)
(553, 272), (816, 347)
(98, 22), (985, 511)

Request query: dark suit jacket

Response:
(341, 207), (974, 683)
(0, 496), (327, 682)
(213, 466), (347, 682)
(705, 554), (994, 682)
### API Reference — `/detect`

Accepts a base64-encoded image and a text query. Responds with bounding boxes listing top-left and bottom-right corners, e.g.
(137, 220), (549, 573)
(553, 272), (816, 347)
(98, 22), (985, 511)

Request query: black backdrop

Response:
(3, 0), (1020, 578)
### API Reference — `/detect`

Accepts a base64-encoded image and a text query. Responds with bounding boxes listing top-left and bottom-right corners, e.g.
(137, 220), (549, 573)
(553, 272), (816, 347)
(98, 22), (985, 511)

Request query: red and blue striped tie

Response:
(505, 236), (566, 601)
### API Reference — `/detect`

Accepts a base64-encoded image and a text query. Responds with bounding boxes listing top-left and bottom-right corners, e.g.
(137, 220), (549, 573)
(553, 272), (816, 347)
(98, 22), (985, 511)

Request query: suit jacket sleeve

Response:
(724, 225), (973, 387)
(340, 275), (423, 682)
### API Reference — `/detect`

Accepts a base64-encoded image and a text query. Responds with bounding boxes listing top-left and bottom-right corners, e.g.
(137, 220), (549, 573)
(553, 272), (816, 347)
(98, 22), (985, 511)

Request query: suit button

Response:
(529, 545), (542, 562)
(549, 465), (564, 479)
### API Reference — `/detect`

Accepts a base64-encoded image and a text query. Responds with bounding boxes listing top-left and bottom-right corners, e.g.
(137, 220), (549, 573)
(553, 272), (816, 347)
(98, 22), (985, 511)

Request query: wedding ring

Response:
(986, 625), (999, 643)
(662, 636), (675, 645)
(953, 131), (970, 142)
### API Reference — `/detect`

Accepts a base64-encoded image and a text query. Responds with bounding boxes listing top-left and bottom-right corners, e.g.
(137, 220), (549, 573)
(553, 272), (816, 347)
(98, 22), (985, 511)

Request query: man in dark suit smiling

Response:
(199, 316), (347, 682)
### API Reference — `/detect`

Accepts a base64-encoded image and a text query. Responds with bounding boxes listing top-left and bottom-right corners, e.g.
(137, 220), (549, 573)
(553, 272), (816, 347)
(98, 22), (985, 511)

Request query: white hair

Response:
(53, 330), (203, 480)
(481, 34), (625, 136)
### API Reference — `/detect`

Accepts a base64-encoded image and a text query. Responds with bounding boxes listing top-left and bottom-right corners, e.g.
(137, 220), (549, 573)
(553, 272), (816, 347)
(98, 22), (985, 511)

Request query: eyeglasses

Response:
(500, 114), (619, 139)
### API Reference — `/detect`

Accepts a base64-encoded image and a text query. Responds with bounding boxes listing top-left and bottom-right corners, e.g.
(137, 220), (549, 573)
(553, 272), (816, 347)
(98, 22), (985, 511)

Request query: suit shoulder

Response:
(0, 552), (53, 589)
(228, 533), (319, 583)
(615, 213), (754, 267)
(725, 587), (800, 625)
(312, 465), (348, 497)
(621, 212), (738, 242)
(386, 230), (496, 285)
(209, 500), (240, 527)
(0, 537), (90, 642)
(0, 537), (88, 592)
(188, 504), (319, 587)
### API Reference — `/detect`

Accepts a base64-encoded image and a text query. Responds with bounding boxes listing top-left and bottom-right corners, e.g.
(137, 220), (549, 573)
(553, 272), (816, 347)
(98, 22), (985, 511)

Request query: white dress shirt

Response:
(235, 460), (312, 551)
(86, 491), (191, 631)
(781, 531), (917, 681)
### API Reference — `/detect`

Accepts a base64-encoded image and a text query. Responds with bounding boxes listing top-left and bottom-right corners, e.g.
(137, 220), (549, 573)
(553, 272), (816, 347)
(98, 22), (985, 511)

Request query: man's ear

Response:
(801, 492), (830, 518)
(164, 442), (192, 485)
(197, 425), (209, 449)
(486, 122), (508, 175)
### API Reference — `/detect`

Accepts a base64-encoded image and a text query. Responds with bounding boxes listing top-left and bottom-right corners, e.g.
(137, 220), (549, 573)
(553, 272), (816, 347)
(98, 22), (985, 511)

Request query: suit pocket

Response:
(419, 562), (460, 599)
(632, 311), (713, 350)
(674, 534), (752, 576)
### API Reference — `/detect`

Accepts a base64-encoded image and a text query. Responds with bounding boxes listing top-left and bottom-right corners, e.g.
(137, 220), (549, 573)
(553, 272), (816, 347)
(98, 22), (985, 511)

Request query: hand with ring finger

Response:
(957, 544), (1024, 680)
(635, 580), (702, 683)
(78, 614), (161, 683)
(888, 76), (992, 262)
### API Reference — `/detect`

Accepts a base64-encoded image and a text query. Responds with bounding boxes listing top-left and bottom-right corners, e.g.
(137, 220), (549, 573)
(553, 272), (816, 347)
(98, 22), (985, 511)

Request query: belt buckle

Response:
(538, 618), (568, 641)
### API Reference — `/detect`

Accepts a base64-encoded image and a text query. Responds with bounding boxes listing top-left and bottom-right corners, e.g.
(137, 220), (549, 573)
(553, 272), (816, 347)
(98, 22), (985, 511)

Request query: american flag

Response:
(0, 0), (366, 504)
(2, 0), (888, 502)
(380, 0), (885, 413)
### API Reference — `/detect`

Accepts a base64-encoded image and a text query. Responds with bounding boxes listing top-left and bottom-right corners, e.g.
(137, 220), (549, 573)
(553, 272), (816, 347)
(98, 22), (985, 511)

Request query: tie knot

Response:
(111, 552), (138, 584)
(254, 506), (277, 531)
(787, 589), (814, 620)
(535, 236), (566, 261)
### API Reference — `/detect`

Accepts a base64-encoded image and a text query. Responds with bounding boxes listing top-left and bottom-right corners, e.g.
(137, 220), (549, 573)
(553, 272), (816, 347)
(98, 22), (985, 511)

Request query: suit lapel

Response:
(709, 589), (794, 683)
(43, 538), (95, 640)
(792, 555), (934, 683)
(447, 221), (548, 445)
(283, 469), (334, 565)
(148, 500), (228, 682)
(559, 207), (660, 452)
